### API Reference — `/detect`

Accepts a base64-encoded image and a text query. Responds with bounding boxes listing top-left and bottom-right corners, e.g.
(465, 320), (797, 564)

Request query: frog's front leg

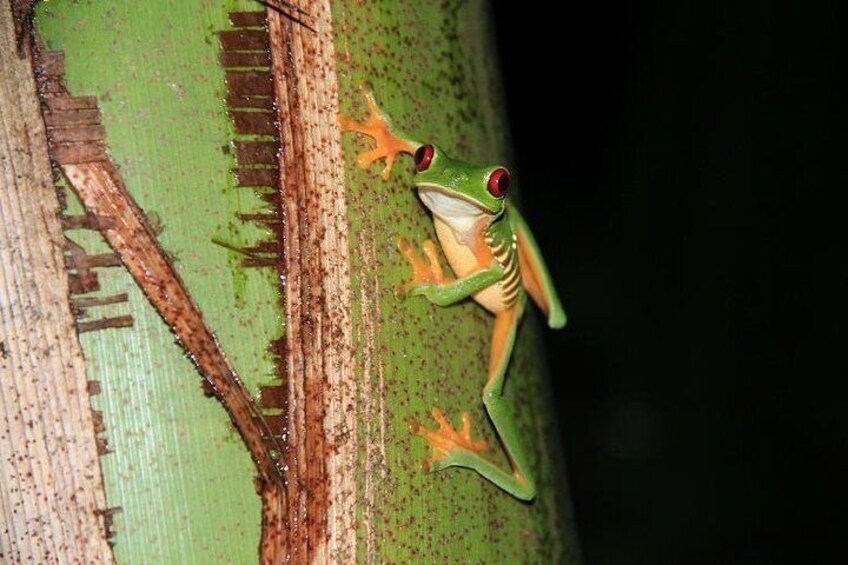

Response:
(395, 237), (504, 306)
(337, 86), (420, 179)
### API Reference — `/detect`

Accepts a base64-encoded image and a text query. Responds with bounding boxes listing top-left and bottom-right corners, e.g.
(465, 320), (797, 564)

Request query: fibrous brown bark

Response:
(269, 4), (357, 562)
(0, 3), (112, 562)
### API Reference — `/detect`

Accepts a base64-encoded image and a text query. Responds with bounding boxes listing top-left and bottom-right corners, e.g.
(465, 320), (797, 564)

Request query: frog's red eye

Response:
(414, 144), (434, 172)
(487, 168), (510, 199)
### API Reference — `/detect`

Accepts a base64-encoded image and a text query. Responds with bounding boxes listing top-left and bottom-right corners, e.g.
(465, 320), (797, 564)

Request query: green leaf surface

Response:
(38, 1), (275, 562)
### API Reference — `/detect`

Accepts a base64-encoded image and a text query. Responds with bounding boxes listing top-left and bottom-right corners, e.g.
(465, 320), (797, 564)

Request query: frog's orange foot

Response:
(394, 237), (451, 296)
(337, 85), (418, 180)
(409, 408), (488, 471)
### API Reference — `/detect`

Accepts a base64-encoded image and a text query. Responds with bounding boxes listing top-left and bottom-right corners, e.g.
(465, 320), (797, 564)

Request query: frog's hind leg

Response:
(480, 294), (535, 500)
(411, 294), (535, 501)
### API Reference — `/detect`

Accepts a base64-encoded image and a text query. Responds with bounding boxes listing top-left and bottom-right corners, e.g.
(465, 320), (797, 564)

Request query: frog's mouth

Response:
(417, 184), (489, 233)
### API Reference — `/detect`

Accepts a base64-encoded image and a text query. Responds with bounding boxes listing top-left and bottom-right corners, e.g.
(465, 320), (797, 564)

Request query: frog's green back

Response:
(509, 203), (569, 328)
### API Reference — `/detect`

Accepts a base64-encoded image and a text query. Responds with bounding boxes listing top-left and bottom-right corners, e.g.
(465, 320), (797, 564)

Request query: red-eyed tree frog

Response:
(339, 88), (566, 501)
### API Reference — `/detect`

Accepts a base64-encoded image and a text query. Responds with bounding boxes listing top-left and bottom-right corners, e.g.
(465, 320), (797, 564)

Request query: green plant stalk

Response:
(333, 2), (579, 561)
(37, 0), (580, 562)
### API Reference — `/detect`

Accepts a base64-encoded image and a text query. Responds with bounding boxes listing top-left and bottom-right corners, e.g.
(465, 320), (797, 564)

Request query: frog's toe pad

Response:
(409, 408), (488, 470)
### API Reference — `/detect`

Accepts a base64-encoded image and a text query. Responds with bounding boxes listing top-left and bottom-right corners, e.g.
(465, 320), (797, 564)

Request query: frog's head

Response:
(412, 144), (509, 231)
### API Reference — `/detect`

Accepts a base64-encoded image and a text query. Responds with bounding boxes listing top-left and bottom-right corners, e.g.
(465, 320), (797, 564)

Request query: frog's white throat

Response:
(417, 185), (487, 237)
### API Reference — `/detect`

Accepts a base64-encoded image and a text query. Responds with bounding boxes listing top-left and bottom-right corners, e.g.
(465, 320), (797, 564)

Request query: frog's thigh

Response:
(485, 301), (521, 395)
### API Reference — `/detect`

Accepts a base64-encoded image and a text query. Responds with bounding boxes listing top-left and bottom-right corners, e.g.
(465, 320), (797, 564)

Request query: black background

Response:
(491, 1), (847, 562)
